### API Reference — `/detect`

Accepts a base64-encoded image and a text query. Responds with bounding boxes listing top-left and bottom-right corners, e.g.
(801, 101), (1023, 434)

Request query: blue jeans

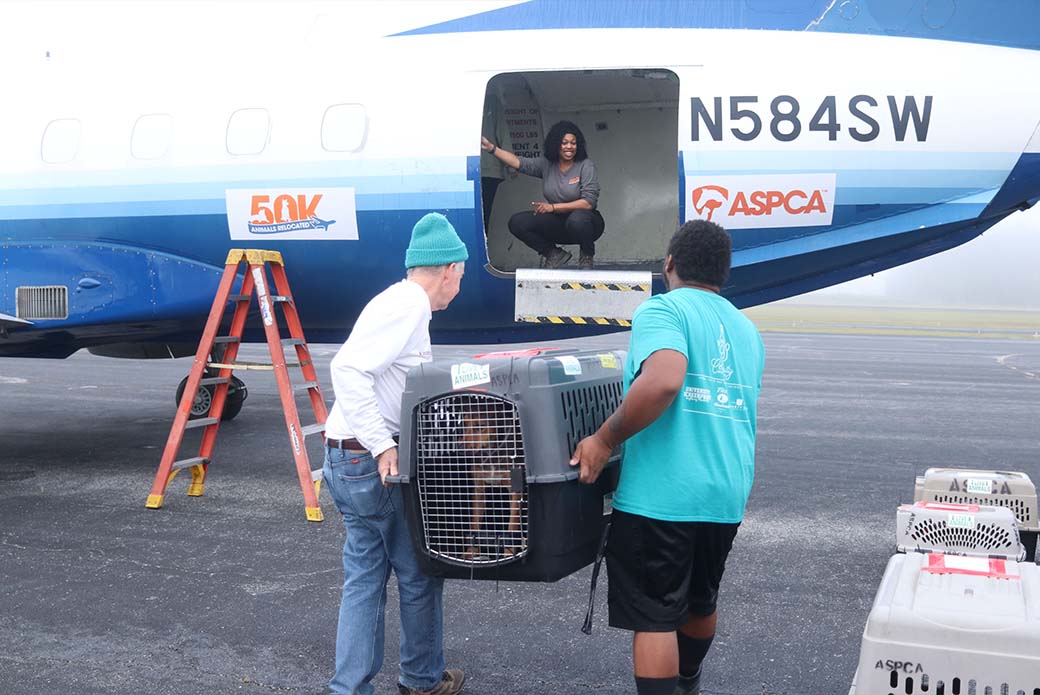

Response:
(323, 447), (446, 695)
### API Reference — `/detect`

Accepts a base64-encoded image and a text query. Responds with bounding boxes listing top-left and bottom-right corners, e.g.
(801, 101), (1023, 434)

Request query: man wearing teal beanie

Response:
(323, 212), (468, 695)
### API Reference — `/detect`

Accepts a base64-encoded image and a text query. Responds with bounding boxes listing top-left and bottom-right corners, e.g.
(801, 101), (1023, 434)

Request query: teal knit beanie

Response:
(405, 213), (469, 269)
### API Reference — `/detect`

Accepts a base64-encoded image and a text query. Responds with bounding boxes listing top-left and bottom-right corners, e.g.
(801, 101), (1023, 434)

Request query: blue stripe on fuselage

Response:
(396, 0), (1040, 52)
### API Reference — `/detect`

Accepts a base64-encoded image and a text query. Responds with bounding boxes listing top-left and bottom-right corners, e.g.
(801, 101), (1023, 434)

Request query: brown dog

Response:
(458, 414), (523, 559)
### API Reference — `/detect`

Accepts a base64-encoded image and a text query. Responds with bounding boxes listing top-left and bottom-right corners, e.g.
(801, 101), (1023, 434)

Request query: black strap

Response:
(581, 517), (612, 635)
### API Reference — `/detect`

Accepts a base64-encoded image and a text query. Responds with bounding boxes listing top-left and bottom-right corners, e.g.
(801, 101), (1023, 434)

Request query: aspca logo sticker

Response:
(686, 174), (836, 229)
(225, 187), (359, 241)
(692, 185), (729, 222)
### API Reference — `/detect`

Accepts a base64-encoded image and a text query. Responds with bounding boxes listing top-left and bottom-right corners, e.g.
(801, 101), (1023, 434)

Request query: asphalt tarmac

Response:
(2, 331), (1040, 695)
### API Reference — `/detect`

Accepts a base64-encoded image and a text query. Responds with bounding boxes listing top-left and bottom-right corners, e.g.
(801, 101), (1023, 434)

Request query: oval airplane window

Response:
(41, 118), (82, 164)
(131, 113), (173, 160)
(321, 103), (367, 152)
(226, 107), (271, 156)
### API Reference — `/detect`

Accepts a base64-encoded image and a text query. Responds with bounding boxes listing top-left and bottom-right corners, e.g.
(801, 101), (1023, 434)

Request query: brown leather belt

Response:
(326, 435), (399, 452)
(326, 438), (366, 451)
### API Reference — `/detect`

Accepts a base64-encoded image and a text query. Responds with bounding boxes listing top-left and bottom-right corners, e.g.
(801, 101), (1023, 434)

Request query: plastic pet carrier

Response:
(896, 501), (1025, 561)
(913, 468), (1038, 532)
(848, 552), (1040, 695)
(394, 347), (625, 582)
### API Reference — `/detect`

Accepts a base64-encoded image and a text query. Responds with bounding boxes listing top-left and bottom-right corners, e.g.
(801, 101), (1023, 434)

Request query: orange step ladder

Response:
(145, 249), (329, 521)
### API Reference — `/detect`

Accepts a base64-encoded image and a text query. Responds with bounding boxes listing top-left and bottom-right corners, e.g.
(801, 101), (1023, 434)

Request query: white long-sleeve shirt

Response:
(324, 279), (433, 456)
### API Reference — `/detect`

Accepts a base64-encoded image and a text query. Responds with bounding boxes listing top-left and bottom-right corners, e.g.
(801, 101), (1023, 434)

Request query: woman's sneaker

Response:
(398, 669), (465, 695)
(542, 247), (572, 269)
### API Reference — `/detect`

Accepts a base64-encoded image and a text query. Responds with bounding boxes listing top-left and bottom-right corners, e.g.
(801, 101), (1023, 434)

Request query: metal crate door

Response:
(415, 392), (529, 566)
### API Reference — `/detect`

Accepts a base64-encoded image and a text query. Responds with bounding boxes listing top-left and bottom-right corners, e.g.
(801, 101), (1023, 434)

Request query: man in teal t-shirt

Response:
(570, 220), (764, 695)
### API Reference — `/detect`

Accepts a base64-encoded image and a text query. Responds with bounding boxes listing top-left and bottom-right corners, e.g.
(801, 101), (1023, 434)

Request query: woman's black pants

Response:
(508, 209), (605, 257)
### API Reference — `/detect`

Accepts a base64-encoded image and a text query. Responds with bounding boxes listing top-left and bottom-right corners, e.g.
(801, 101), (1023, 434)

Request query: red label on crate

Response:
(472, 348), (559, 359)
(915, 501), (981, 513)
(922, 553), (1020, 580)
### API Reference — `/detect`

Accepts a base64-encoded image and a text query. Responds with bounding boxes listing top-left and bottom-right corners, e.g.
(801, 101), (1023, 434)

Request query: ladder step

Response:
(172, 456), (210, 471)
(208, 361), (300, 371)
(302, 423), (326, 437)
(293, 380), (319, 391)
(199, 376), (230, 386)
(270, 295), (290, 303)
(282, 338), (305, 346)
(213, 336), (241, 344)
(228, 294), (251, 302)
(184, 417), (219, 430)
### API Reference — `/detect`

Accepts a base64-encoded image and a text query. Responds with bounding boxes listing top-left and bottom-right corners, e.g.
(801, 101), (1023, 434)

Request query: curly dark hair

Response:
(667, 220), (732, 288)
(543, 120), (588, 163)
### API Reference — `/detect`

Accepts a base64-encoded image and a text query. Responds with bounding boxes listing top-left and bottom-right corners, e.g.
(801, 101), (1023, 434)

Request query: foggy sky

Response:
(801, 204), (1040, 309)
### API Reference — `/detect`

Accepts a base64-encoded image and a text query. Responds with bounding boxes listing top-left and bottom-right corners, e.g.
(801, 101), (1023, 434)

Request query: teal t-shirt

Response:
(612, 288), (765, 523)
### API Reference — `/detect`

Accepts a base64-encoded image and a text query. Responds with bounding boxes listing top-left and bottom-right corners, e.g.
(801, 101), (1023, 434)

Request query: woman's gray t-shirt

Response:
(516, 156), (600, 208)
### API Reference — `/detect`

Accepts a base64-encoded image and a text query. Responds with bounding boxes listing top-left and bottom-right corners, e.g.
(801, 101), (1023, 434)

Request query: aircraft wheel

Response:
(175, 375), (248, 421)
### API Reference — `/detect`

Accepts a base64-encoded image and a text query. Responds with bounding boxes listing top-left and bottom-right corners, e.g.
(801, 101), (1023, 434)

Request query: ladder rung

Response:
(228, 294), (251, 302)
(172, 456), (210, 471)
(184, 417), (219, 430)
(213, 336), (241, 344)
(293, 381), (319, 391)
(282, 338), (305, 346)
(311, 468), (323, 482)
(208, 361), (300, 371)
(301, 423), (326, 437)
(199, 376), (230, 386)
(270, 295), (290, 303)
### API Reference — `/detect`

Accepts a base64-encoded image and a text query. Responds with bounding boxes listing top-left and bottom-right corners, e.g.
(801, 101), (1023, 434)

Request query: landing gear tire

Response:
(175, 375), (248, 421)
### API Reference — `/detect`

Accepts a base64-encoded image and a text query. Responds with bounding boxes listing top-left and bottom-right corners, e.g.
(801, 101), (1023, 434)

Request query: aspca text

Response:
(691, 95), (933, 143)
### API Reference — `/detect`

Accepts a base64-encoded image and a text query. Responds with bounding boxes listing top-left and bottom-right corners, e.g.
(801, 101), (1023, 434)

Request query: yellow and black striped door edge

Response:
(559, 282), (650, 292)
(519, 316), (632, 327)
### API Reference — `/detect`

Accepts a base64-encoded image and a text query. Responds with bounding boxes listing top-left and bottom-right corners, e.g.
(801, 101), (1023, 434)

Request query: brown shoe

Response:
(542, 246), (572, 269)
(398, 669), (465, 695)
(578, 253), (594, 270)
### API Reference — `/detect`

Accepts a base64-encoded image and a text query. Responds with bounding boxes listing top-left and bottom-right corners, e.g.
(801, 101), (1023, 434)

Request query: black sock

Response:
(634, 675), (679, 695)
(677, 631), (714, 678)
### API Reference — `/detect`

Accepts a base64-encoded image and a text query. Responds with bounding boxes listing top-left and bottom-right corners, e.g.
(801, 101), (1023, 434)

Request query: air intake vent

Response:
(16, 286), (68, 320)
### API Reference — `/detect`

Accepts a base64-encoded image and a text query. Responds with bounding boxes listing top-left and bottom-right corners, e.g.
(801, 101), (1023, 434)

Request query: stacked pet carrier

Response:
(849, 469), (1040, 695)
(394, 347), (625, 582)
(914, 468), (1039, 560)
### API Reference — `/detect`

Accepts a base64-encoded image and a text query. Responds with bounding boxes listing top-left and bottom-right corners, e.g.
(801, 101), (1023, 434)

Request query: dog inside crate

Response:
(416, 394), (529, 564)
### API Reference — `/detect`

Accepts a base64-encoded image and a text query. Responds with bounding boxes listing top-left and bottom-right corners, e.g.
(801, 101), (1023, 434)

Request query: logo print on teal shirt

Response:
(710, 324), (733, 381)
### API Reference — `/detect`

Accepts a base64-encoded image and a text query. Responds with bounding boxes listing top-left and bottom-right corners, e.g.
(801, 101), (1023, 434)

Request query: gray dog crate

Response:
(393, 347), (625, 582)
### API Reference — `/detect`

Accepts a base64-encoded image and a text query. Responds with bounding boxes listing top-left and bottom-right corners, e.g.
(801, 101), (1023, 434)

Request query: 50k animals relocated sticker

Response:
(226, 188), (359, 240)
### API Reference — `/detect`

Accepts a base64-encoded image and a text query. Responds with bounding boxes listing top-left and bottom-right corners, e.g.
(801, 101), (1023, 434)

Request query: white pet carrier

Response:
(896, 501), (1025, 561)
(848, 552), (1040, 695)
(394, 347), (625, 582)
(913, 469), (1038, 532)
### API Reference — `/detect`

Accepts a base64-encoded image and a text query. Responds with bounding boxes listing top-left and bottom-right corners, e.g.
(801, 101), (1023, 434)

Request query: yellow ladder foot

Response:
(187, 464), (207, 496)
(145, 494), (164, 509)
(305, 506), (324, 522)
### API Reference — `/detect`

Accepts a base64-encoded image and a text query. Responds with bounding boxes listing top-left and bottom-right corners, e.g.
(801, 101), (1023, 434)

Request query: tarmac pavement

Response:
(2, 331), (1039, 695)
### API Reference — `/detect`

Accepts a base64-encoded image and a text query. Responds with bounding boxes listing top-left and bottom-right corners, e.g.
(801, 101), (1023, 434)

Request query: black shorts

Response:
(606, 509), (739, 632)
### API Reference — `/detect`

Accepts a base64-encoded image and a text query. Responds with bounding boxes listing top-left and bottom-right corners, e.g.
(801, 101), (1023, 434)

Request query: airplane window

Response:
(321, 103), (367, 152)
(41, 118), (82, 164)
(131, 113), (173, 160)
(226, 108), (271, 156)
